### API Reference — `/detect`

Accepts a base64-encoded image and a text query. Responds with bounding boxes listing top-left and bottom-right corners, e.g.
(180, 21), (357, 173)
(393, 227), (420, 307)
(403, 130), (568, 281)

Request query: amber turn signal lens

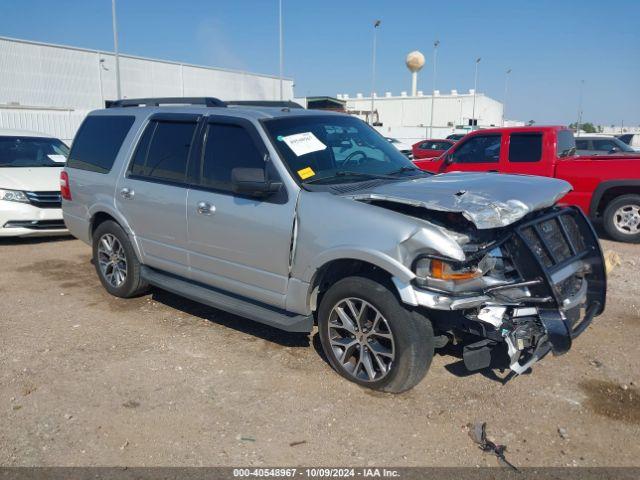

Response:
(429, 259), (482, 281)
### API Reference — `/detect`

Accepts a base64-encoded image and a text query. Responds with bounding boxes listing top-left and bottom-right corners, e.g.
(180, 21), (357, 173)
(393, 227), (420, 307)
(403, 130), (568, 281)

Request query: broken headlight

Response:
(413, 250), (502, 292)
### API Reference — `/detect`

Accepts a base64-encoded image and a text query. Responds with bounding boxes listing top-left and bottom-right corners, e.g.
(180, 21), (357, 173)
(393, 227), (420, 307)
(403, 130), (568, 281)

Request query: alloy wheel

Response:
(97, 233), (128, 288)
(327, 297), (395, 382)
(613, 204), (640, 235)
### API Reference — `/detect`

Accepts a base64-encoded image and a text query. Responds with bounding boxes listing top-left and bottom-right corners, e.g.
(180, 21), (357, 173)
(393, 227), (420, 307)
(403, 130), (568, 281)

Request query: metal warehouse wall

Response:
(0, 36), (294, 141)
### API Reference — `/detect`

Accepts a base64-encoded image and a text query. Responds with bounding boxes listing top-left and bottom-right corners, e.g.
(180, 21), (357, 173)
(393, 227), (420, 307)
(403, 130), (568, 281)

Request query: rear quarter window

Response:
(67, 115), (135, 173)
(508, 133), (542, 162)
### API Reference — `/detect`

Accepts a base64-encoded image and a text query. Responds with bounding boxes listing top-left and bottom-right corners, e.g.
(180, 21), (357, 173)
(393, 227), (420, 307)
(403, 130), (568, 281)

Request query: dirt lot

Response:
(1, 235), (639, 467)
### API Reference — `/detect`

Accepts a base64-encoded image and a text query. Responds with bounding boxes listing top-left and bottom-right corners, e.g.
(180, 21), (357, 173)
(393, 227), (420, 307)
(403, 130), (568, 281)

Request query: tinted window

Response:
(593, 139), (617, 151)
(201, 124), (264, 189)
(508, 133), (542, 163)
(67, 116), (135, 173)
(575, 139), (589, 150)
(129, 121), (197, 183)
(556, 130), (576, 157)
(0, 136), (69, 168)
(452, 135), (501, 163)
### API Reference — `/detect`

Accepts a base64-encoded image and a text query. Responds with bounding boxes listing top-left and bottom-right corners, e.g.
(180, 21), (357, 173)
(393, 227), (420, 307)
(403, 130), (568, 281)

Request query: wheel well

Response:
(310, 259), (394, 312)
(90, 212), (118, 236)
(596, 187), (640, 217)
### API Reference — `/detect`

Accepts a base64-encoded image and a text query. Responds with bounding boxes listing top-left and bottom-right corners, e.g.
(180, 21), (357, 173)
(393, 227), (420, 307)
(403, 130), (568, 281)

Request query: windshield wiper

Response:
(386, 166), (430, 176)
(305, 171), (395, 184)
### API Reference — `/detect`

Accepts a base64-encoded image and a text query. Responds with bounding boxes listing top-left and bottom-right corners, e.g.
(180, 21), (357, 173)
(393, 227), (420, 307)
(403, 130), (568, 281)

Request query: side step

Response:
(141, 266), (313, 333)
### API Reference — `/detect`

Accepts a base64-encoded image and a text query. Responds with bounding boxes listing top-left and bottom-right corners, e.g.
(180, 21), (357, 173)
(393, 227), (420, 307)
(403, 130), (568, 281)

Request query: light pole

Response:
(111, 0), (121, 100)
(279, 0), (284, 101)
(471, 57), (481, 130)
(370, 20), (381, 125)
(576, 79), (584, 136)
(428, 40), (439, 138)
(502, 68), (511, 126)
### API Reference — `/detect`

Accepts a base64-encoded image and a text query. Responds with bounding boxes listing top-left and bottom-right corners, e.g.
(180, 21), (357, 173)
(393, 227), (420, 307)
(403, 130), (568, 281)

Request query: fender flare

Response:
(589, 180), (640, 217)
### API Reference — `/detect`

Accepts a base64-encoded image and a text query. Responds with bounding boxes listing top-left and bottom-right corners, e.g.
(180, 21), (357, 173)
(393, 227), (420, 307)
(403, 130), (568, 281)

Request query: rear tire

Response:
(603, 194), (640, 243)
(318, 276), (434, 393)
(92, 220), (149, 297)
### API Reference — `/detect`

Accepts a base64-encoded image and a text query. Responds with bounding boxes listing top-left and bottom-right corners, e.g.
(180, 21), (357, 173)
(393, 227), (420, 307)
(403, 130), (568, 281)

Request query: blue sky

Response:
(2, 0), (639, 125)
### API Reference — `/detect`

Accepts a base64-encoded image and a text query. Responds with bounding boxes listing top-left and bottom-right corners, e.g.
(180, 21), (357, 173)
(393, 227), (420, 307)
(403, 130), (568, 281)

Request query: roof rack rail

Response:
(106, 97), (227, 108)
(227, 100), (304, 109)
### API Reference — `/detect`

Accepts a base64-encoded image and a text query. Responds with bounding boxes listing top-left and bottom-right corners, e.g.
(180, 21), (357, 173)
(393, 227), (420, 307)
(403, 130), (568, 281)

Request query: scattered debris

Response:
(64, 413), (73, 420)
(237, 435), (256, 442)
(589, 359), (603, 368)
(467, 422), (518, 471)
(557, 427), (569, 440)
(12, 405), (22, 411)
(604, 250), (621, 274)
(120, 440), (129, 450)
(289, 440), (307, 447)
(122, 400), (140, 409)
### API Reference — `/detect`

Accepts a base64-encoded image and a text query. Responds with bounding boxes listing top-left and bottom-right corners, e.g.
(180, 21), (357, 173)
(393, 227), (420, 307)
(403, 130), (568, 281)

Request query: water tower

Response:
(405, 51), (425, 97)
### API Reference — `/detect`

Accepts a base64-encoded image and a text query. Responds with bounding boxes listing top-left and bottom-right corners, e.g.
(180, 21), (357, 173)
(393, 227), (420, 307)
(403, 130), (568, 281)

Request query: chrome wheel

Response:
(97, 233), (127, 288)
(613, 204), (640, 235)
(327, 298), (395, 382)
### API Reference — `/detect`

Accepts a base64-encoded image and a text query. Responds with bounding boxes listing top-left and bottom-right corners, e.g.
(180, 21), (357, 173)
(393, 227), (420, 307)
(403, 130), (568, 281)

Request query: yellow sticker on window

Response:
(297, 167), (315, 179)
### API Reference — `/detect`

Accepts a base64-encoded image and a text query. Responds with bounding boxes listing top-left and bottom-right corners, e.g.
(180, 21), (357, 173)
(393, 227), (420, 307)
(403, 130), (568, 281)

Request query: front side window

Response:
(508, 133), (542, 163)
(263, 115), (420, 184)
(452, 135), (501, 163)
(67, 115), (134, 173)
(0, 136), (69, 168)
(556, 130), (576, 157)
(129, 120), (197, 183)
(200, 124), (264, 190)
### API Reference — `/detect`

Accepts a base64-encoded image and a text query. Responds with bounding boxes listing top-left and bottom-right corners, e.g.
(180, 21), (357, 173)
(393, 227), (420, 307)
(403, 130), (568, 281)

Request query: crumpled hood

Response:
(0, 167), (63, 191)
(346, 172), (572, 229)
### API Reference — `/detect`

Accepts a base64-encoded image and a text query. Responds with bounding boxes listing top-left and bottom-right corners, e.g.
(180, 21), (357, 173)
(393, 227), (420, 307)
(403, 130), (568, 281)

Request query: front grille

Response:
(506, 207), (606, 312)
(3, 219), (66, 230)
(24, 191), (62, 209)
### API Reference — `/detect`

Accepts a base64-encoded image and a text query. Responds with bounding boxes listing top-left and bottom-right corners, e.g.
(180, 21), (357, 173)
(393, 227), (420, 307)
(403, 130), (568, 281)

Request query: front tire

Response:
(603, 194), (640, 243)
(92, 220), (149, 298)
(318, 276), (434, 393)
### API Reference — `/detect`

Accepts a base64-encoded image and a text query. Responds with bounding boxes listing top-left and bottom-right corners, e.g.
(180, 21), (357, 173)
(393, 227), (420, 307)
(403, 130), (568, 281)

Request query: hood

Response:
(346, 172), (572, 229)
(0, 167), (63, 192)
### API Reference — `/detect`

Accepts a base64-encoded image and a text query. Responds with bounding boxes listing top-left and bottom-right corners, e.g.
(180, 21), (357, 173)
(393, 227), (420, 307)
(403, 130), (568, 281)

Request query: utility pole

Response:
(428, 40), (439, 138)
(502, 68), (511, 127)
(279, 0), (284, 100)
(471, 57), (481, 130)
(370, 20), (381, 125)
(111, 0), (121, 100)
(576, 79), (584, 136)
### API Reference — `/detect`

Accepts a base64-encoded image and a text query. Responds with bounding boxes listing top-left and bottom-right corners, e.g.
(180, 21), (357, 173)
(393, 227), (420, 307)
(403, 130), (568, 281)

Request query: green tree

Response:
(569, 121), (597, 133)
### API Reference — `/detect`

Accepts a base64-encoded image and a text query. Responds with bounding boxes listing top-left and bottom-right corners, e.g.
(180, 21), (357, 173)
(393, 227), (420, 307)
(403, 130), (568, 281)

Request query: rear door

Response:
(442, 133), (503, 173)
(499, 131), (553, 177)
(185, 116), (295, 309)
(115, 113), (200, 277)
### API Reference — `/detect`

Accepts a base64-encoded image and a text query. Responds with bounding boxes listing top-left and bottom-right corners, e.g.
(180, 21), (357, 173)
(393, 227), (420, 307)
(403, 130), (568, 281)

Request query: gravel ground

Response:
(0, 235), (638, 467)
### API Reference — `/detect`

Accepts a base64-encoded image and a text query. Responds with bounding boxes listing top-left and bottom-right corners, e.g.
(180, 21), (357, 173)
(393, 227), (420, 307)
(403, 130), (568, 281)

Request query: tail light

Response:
(60, 171), (72, 201)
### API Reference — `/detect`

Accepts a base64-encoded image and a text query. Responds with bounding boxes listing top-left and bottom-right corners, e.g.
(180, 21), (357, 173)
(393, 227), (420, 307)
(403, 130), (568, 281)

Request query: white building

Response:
(338, 90), (506, 143)
(0, 36), (294, 142)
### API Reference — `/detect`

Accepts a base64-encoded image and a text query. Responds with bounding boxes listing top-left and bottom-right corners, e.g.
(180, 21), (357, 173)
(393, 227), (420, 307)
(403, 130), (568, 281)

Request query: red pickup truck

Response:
(414, 126), (640, 243)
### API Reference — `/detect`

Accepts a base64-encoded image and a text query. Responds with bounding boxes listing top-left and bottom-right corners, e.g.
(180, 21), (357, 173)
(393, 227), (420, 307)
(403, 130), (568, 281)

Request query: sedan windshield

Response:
(0, 136), (69, 167)
(264, 116), (424, 184)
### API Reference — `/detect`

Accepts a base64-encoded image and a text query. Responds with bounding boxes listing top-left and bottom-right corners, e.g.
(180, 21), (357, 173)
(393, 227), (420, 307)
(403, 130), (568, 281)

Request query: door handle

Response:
(196, 201), (216, 215)
(120, 187), (134, 199)
(488, 170), (498, 173)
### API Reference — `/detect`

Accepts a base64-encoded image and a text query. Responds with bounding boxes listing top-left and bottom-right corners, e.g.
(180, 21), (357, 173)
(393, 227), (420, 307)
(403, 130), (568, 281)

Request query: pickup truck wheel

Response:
(92, 220), (149, 298)
(318, 276), (434, 393)
(603, 194), (640, 243)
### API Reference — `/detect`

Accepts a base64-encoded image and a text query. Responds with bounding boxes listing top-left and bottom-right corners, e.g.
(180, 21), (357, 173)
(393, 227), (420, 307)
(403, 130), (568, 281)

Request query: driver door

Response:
(441, 134), (503, 173)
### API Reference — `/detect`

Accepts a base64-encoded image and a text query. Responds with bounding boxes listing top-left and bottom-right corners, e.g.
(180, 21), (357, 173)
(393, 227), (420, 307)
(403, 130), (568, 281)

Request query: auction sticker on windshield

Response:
(282, 132), (327, 157)
(297, 166), (315, 180)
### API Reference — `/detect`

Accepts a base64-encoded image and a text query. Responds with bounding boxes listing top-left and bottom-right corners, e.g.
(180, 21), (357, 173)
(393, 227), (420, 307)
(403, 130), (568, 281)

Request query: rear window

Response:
(508, 133), (542, 162)
(67, 116), (135, 173)
(556, 130), (576, 157)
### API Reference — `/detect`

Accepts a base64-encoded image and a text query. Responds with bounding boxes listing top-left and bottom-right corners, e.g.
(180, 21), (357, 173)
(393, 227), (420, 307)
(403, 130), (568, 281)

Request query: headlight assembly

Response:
(0, 189), (29, 203)
(414, 252), (500, 291)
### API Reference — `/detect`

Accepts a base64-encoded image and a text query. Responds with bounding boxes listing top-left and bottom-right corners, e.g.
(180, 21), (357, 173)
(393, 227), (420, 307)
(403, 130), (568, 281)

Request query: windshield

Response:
(264, 116), (422, 184)
(0, 136), (69, 167)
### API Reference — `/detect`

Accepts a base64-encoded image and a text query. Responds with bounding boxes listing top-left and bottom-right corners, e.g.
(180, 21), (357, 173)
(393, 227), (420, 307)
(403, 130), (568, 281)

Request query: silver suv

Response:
(62, 97), (606, 392)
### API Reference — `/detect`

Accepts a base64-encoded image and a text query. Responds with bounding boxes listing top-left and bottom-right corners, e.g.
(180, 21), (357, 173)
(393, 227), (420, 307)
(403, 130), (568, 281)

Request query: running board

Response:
(141, 266), (313, 333)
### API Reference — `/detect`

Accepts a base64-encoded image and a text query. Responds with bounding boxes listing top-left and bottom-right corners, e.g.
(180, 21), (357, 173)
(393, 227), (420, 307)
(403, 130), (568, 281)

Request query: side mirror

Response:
(609, 147), (619, 154)
(442, 152), (454, 165)
(231, 167), (282, 198)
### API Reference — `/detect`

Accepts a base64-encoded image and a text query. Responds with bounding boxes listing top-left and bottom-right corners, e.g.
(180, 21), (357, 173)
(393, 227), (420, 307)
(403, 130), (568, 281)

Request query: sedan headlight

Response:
(0, 189), (29, 203)
(414, 253), (500, 291)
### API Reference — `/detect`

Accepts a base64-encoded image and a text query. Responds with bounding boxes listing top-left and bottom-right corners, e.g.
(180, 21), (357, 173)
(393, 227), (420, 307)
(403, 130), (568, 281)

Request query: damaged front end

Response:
(396, 206), (607, 375)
